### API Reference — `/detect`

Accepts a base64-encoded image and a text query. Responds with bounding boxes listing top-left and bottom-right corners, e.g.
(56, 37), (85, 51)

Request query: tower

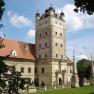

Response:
(35, 7), (67, 86)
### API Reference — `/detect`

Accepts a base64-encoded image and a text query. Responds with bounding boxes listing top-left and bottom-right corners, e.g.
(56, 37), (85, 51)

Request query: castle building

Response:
(0, 7), (73, 87)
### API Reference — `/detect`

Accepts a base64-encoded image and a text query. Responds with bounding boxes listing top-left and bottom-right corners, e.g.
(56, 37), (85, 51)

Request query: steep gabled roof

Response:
(66, 57), (73, 66)
(0, 39), (35, 60)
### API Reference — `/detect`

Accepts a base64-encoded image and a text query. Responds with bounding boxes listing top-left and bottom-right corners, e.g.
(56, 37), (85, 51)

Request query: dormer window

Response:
(11, 50), (17, 56)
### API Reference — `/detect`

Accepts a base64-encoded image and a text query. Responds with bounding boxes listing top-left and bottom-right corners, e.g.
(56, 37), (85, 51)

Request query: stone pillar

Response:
(55, 72), (58, 86)
(90, 55), (94, 85)
(71, 50), (79, 88)
(62, 70), (66, 86)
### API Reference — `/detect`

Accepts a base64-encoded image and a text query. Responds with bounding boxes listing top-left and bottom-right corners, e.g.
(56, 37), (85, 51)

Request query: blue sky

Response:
(1, 0), (94, 59)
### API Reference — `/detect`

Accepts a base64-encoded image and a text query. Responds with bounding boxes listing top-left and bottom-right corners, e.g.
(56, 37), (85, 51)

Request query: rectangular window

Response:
(70, 69), (73, 73)
(45, 32), (47, 35)
(21, 67), (24, 73)
(41, 68), (44, 73)
(39, 34), (41, 37)
(39, 23), (41, 26)
(45, 54), (47, 58)
(60, 33), (62, 36)
(28, 68), (31, 73)
(45, 42), (47, 47)
(35, 67), (37, 73)
(61, 55), (63, 58)
(39, 55), (41, 58)
(45, 21), (47, 24)
(61, 44), (63, 47)
(55, 32), (57, 35)
(56, 54), (58, 58)
(55, 21), (57, 24)
(39, 44), (41, 49)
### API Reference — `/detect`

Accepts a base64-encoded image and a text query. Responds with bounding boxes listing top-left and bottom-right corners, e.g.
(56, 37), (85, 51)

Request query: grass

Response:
(34, 86), (94, 94)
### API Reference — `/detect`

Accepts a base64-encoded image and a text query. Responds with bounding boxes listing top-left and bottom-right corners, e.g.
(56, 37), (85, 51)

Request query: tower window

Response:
(39, 44), (41, 49)
(41, 68), (45, 73)
(55, 21), (57, 24)
(45, 21), (47, 24)
(55, 43), (58, 46)
(55, 32), (57, 35)
(56, 54), (58, 58)
(45, 54), (47, 58)
(61, 55), (63, 58)
(60, 22), (62, 26)
(39, 55), (41, 58)
(28, 68), (31, 73)
(39, 34), (41, 37)
(21, 67), (24, 73)
(61, 44), (63, 47)
(45, 42), (47, 47)
(60, 33), (62, 36)
(39, 23), (41, 26)
(70, 69), (73, 73)
(45, 32), (47, 35)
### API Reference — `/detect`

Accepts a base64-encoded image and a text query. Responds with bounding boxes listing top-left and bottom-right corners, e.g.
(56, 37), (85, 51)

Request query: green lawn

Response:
(34, 86), (94, 94)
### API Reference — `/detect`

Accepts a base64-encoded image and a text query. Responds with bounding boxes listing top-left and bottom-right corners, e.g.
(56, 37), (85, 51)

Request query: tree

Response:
(7, 66), (26, 94)
(77, 59), (91, 86)
(74, 0), (94, 15)
(0, 57), (9, 93)
(0, 0), (5, 20)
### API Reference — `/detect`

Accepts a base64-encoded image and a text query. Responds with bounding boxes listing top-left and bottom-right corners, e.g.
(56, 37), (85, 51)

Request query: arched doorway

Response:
(59, 78), (62, 85)
(34, 78), (39, 87)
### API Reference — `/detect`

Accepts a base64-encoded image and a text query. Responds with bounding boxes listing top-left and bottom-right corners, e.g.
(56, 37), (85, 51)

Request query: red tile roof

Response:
(0, 39), (35, 60)
(66, 57), (73, 65)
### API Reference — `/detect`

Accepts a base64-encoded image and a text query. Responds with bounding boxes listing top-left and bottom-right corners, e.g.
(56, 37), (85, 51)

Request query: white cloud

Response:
(77, 54), (88, 60)
(26, 29), (35, 38)
(56, 4), (94, 32)
(7, 11), (32, 28)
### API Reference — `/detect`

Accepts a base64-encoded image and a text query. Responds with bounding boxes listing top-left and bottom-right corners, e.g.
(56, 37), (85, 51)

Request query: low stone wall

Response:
(19, 85), (71, 93)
